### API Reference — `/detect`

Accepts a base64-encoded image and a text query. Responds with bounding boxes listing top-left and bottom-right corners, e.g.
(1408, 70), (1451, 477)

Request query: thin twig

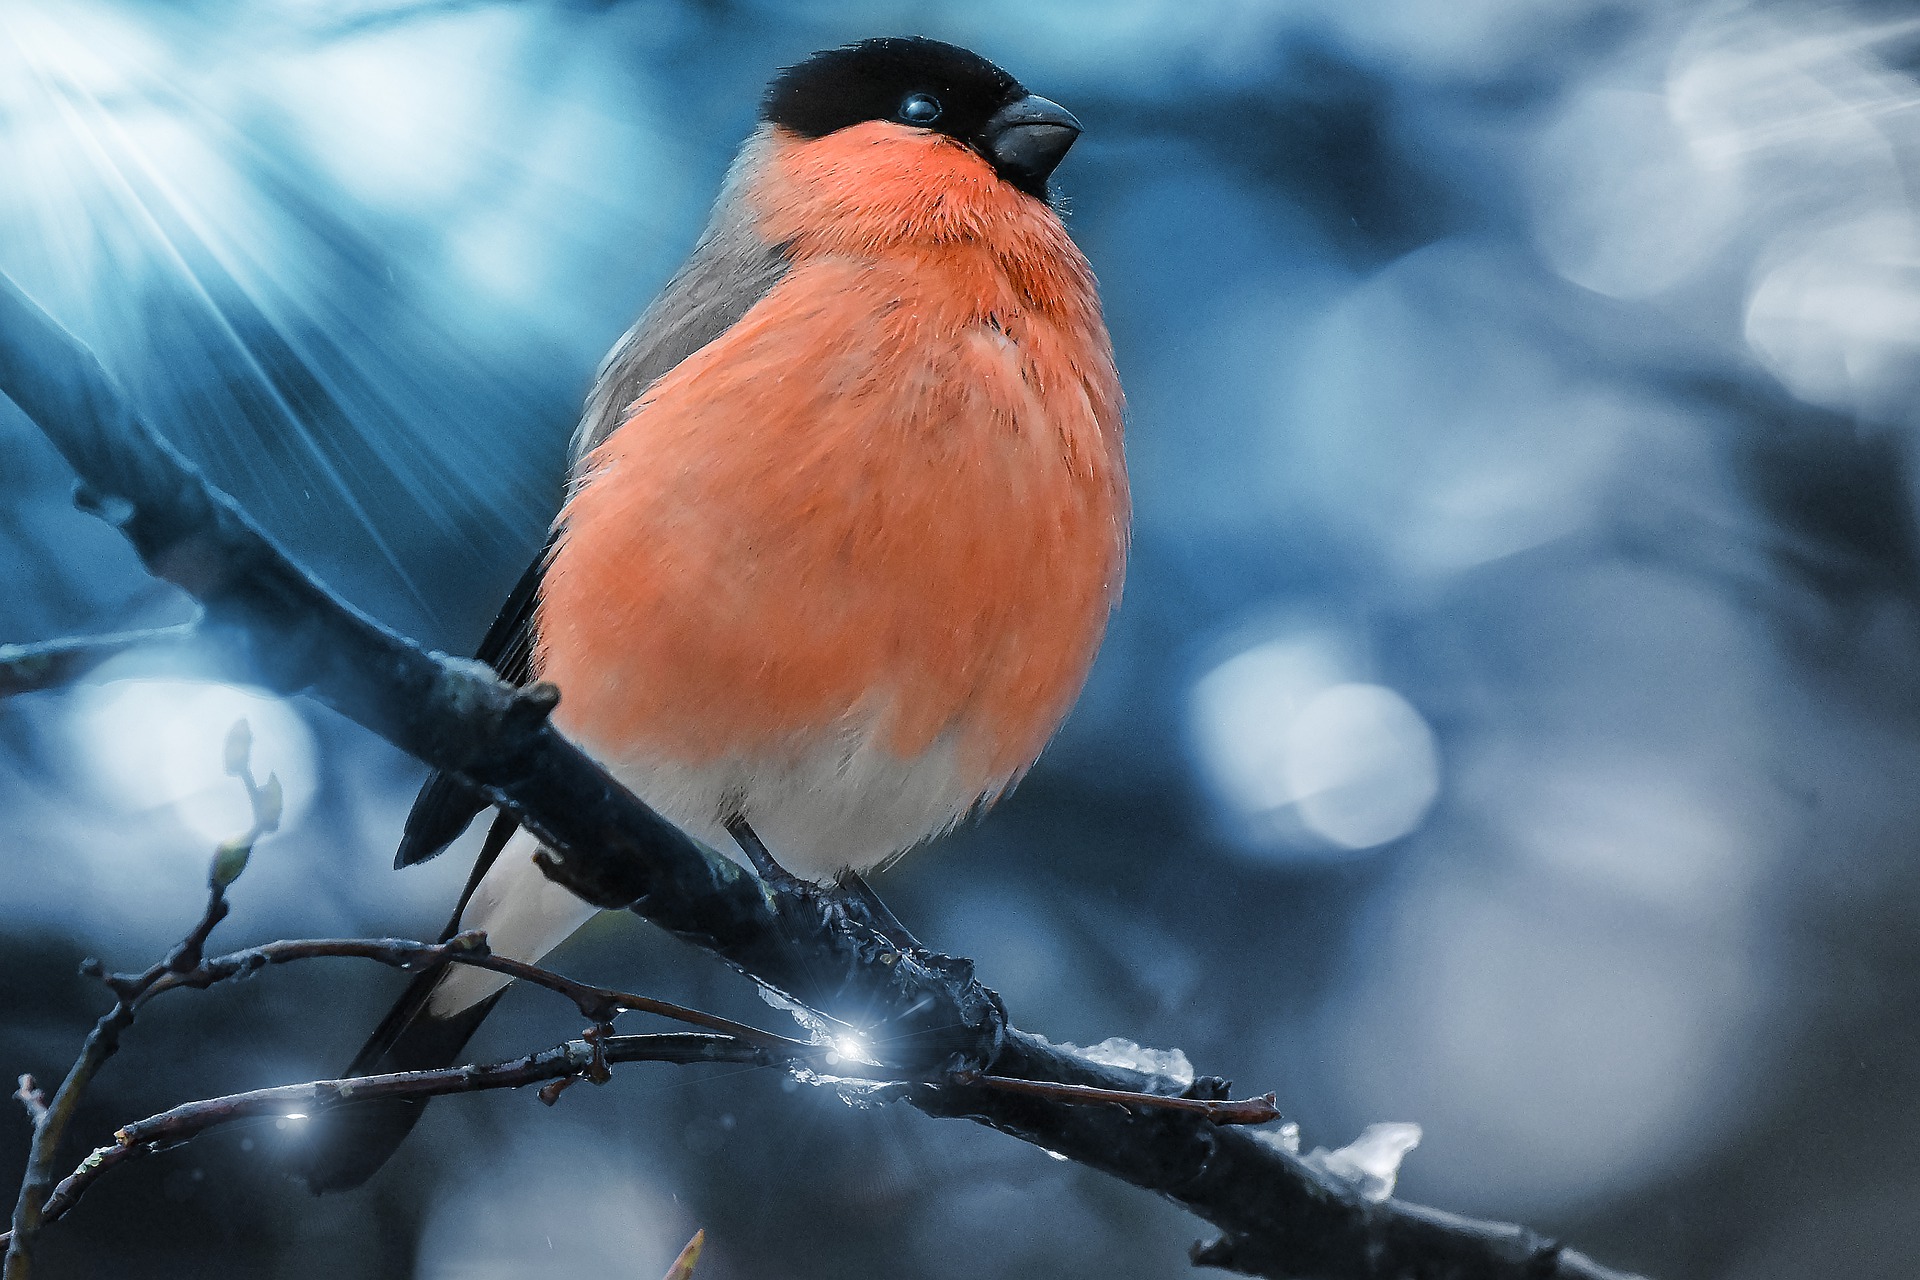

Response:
(5, 1002), (136, 1279)
(3, 885), (235, 1279)
(3, 901), (1314, 1265)
(958, 1073), (1280, 1125)
(128, 931), (806, 1052)
(427, 941), (809, 1052)
(7, 1021), (1302, 1248)
(0, 622), (201, 698)
(2, 926), (815, 1267)
(4, 720), (278, 1280)
(25, 1034), (783, 1237)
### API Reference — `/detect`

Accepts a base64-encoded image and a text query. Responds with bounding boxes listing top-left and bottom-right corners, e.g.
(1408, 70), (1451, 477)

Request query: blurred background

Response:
(4, 0), (1920, 1276)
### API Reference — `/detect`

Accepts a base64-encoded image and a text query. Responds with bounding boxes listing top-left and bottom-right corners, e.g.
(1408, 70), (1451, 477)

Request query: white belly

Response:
(608, 724), (995, 881)
(428, 726), (994, 1016)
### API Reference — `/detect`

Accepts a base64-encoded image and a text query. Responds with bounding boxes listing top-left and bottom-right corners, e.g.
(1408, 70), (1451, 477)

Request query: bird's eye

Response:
(899, 93), (942, 125)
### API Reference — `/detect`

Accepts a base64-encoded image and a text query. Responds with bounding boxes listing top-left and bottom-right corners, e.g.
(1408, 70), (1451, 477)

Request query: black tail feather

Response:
(316, 544), (550, 1191)
(296, 966), (504, 1193)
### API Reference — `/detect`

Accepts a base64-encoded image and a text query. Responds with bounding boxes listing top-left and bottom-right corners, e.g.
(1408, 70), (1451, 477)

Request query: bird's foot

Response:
(832, 867), (924, 955)
(724, 816), (922, 954)
(724, 813), (801, 887)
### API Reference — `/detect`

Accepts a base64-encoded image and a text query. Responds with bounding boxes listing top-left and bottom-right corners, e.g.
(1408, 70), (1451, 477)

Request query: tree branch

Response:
(0, 894), (1294, 1255)
(25, 1033), (781, 1238)
(4, 1023), (1304, 1251)
(139, 931), (809, 1052)
(0, 269), (1650, 1279)
(0, 622), (201, 697)
(4, 722), (285, 1280)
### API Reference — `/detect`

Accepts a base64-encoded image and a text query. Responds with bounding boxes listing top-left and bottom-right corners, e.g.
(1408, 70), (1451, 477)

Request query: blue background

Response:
(6, 2), (1920, 1276)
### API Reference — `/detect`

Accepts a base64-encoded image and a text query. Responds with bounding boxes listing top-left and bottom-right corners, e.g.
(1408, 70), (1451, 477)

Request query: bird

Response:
(300, 35), (1127, 1192)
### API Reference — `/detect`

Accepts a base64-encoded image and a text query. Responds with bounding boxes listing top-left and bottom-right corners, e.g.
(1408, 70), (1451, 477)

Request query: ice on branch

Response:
(1264, 1121), (1422, 1204)
(1036, 1034), (1196, 1089)
(1260, 1121), (1422, 1202)
(756, 987), (831, 1040)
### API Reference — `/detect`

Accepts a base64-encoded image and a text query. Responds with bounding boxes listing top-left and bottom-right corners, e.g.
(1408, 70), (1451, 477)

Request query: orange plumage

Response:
(308, 39), (1126, 1195)
(538, 121), (1126, 807)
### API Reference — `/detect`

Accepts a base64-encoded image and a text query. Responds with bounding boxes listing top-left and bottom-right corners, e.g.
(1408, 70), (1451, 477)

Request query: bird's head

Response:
(751, 37), (1083, 252)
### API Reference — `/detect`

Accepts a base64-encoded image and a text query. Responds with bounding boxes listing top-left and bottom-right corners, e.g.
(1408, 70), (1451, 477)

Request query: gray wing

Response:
(572, 129), (790, 467)
(395, 132), (789, 874)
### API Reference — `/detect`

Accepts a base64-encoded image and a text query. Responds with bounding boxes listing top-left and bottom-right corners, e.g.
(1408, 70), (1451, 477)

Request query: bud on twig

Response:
(255, 774), (283, 833)
(223, 719), (252, 778)
(209, 840), (251, 891)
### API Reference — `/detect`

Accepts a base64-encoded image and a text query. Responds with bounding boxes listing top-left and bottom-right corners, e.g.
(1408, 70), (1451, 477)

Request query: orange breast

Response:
(534, 124), (1127, 790)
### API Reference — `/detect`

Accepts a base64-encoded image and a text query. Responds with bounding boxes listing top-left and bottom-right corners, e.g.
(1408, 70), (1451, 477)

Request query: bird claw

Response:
(833, 867), (924, 955)
(723, 813), (799, 885)
(724, 816), (923, 954)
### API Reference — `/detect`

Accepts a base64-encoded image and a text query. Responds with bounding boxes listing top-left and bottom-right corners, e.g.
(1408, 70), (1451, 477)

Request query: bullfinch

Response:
(302, 35), (1127, 1192)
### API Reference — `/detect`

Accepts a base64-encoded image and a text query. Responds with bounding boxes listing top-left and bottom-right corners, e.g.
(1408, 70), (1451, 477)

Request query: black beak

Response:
(981, 95), (1082, 197)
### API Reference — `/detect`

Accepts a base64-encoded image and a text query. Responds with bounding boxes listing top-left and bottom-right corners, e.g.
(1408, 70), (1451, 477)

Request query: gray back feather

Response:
(572, 129), (790, 469)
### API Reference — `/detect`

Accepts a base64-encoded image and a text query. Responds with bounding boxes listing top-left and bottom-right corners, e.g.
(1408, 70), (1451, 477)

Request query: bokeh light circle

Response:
(1286, 683), (1441, 850)
(67, 677), (318, 843)
(1189, 639), (1441, 856)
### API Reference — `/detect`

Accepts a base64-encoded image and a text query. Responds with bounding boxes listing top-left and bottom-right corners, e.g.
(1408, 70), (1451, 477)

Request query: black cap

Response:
(764, 37), (1079, 199)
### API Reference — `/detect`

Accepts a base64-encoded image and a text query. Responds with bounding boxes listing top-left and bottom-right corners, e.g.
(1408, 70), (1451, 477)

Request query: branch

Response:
(4, 720), (285, 1280)
(0, 738), (1287, 1266)
(954, 1072), (1278, 1125)
(28, 1033), (780, 1236)
(4, 887), (236, 1277)
(5, 908), (1287, 1252)
(0, 271), (1650, 1279)
(5, 996), (136, 1280)
(0, 622), (201, 697)
(7, 1025), (1294, 1249)
(4, 727), (1281, 1266)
